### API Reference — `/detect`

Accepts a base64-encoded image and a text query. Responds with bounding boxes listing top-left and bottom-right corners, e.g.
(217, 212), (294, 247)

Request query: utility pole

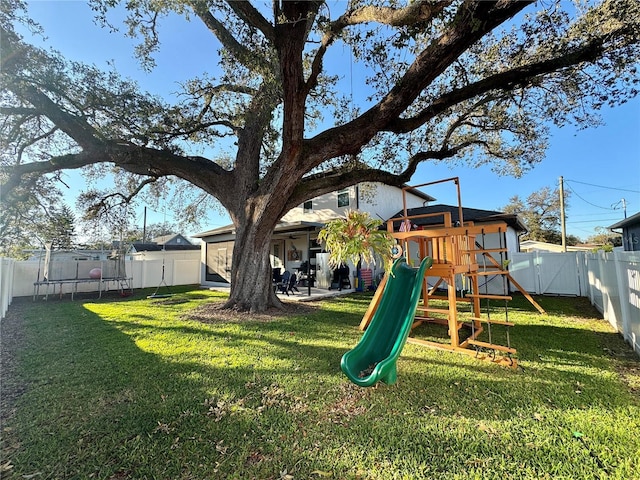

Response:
(143, 206), (147, 243)
(559, 176), (567, 252)
(612, 198), (628, 219)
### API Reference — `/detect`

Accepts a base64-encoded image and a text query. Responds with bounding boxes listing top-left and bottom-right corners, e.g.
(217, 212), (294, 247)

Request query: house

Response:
(609, 212), (640, 251)
(24, 248), (122, 263)
(519, 240), (595, 253)
(131, 234), (199, 253)
(131, 234), (201, 262)
(152, 234), (195, 246)
(193, 183), (435, 286)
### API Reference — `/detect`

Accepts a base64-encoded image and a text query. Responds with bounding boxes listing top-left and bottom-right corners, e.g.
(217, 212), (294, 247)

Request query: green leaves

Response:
(317, 209), (395, 272)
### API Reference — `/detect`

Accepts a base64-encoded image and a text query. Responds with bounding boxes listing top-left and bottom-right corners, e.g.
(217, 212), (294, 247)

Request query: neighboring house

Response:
(152, 234), (195, 246)
(131, 234), (201, 262)
(193, 183), (435, 286)
(519, 240), (595, 253)
(131, 233), (199, 254)
(609, 212), (640, 252)
(24, 248), (121, 262)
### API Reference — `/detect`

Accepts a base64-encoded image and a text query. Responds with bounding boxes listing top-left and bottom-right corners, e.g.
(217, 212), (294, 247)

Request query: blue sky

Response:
(17, 1), (640, 240)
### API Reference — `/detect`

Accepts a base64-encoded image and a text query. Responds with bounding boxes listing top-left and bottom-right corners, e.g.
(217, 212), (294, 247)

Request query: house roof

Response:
(609, 211), (640, 230)
(152, 234), (192, 245)
(193, 220), (325, 239)
(132, 242), (200, 252)
(389, 204), (527, 232)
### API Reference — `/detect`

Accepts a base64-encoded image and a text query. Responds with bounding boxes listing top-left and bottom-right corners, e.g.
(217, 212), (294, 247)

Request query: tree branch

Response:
(15, 83), (106, 147)
(83, 177), (160, 220)
(0, 106), (38, 115)
(1, 144), (235, 206)
(224, 0), (275, 43)
(334, 0), (452, 29)
(288, 138), (483, 210)
(386, 25), (631, 134)
(303, 0), (532, 171)
(305, 0), (451, 94)
(190, 2), (273, 76)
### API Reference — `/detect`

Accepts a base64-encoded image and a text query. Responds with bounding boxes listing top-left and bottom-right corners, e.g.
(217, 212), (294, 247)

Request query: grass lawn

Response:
(1, 287), (639, 480)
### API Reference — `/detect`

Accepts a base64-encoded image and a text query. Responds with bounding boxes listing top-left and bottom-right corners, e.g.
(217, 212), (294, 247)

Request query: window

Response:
(303, 200), (313, 211)
(337, 188), (350, 208)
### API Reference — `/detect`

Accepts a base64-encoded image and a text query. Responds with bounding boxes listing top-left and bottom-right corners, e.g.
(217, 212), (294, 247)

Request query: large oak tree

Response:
(1, 0), (638, 311)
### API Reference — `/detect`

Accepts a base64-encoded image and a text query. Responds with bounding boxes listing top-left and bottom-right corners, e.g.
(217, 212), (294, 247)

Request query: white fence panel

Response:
(599, 253), (624, 332)
(128, 261), (144, 289)
(586, 254), (604, 313)
(613, 251), (640, 355)
(11, 261), (41, 298)
(586, 251), (640, 357)
(508, 252), (583, 296)
(142, 259), (169, 289)
(510, 253), (539, 294)
(173, 259), (201, 285)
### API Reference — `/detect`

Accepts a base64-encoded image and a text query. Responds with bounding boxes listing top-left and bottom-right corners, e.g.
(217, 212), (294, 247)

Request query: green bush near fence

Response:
(1, 288), (639, 479)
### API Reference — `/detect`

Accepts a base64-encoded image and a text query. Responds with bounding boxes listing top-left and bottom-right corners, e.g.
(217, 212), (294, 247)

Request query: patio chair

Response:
(272, 267), (282, 284)
(287, 273), (300, 295)
(277, 270), (291, 295)
(331, 264), (351, 290)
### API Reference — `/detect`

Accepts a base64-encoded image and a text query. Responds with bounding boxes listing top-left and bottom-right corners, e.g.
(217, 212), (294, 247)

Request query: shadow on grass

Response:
(3, 298), (350, 479)
(5, 291), (638, 480)
(508, 292), (602, 319)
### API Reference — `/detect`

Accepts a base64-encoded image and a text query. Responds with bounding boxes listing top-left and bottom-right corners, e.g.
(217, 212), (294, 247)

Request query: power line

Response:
(567, 219), (622, 224)
(565, 179), (640, 194)
(564, 184), (616, 211)
(569, 212), (623, 217)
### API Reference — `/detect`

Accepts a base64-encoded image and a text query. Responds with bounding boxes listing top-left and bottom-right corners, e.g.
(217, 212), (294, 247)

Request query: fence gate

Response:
(536, 252), (582, 295)
(509, 252), (585, 296)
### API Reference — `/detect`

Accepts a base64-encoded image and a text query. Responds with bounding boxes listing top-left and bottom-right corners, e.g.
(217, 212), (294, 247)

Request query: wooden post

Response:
(447, 272), (459, 348)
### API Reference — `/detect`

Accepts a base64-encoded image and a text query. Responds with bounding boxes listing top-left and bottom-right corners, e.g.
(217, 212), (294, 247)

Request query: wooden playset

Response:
(360, 178), (544, 368)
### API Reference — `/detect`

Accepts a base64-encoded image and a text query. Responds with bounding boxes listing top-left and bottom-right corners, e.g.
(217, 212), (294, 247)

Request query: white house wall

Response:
(281, 183), (428, 223)
(359, 183), (427, 220)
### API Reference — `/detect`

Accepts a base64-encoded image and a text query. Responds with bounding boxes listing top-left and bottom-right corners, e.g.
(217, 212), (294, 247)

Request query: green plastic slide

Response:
(341, 256), (433, 387)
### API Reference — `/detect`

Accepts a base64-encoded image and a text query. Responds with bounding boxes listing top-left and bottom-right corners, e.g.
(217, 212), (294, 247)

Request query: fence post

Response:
(613, 250), (630, 344)
(1, 258), (16, 320)
(586, 253), (599, 310)
(0, 258), (5, 320)
(534, 251), (542, 295)
(576, 252), (587, 297)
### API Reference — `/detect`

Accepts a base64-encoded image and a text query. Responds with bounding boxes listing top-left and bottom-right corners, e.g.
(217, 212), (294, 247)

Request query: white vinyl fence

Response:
(2, 250), (639, 356)
(1, 253), (201, 311)
(1, 257), (16, 320)
(510, 250), (639, 356)
(587, 250), (640, 356)
(510, 251), (589, 296)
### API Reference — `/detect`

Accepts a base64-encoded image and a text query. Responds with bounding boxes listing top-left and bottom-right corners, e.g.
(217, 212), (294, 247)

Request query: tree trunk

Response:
(223, 214), (282, 313)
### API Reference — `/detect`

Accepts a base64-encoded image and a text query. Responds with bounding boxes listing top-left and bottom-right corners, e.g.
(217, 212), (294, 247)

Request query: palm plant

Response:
(317, 210), (396, 273)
